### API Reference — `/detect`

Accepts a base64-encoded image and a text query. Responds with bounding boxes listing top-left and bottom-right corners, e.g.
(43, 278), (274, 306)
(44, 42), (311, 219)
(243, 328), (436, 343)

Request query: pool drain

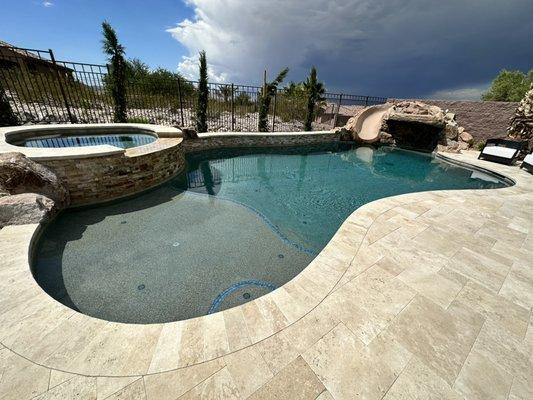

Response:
(243, 292), (251, 299)
(137, 284), (145, 290)
(278, 254), (284, 259)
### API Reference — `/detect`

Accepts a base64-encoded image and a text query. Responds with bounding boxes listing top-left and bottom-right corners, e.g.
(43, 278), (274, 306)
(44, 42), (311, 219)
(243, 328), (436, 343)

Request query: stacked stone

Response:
(508, 84), (533, 150)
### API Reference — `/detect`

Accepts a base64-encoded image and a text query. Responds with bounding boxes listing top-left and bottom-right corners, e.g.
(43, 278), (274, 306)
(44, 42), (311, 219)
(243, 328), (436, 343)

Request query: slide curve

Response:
(353, 104), (392, 143)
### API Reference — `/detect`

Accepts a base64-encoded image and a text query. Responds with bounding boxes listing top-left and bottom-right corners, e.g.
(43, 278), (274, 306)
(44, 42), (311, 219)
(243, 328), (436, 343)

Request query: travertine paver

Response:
(0, 150), (531, 399)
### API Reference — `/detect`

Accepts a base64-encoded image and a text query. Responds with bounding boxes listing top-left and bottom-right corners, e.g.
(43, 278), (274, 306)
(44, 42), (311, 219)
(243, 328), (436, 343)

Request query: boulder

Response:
(0, 152), (69, 208)
(459, 131), (474, 144)
(444, 124), (459, 141)
(386, 101), (446, 128)
(180, 126), (199, 140)
(0, 193), (55, 228)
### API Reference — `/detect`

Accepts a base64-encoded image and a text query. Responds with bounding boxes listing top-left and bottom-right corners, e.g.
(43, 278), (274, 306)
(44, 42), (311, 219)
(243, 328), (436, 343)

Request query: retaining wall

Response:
(180, 132), (339, 152)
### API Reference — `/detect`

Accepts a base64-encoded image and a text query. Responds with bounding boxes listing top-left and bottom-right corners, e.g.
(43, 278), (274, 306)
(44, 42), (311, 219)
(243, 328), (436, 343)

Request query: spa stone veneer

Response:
(41, 138), (185, 205)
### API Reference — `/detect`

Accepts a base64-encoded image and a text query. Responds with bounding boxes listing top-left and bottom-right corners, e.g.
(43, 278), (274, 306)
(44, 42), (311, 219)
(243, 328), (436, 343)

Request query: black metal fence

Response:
(0, 45), (387, 131)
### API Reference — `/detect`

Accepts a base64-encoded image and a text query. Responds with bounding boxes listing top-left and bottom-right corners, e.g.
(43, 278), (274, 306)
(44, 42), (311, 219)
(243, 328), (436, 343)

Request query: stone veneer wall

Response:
(40, 144), (185, 206)
(181, 132), (339, 152)
(389, 99), (518, 143)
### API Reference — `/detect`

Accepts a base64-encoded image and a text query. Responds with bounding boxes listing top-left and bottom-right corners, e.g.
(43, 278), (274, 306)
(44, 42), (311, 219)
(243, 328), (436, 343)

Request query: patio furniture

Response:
(521, 153), (533, 172)
(478, 138), (525, 165)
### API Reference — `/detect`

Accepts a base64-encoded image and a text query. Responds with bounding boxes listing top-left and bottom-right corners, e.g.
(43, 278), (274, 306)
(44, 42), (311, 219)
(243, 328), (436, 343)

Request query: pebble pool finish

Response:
(32, 143), (508, 323)
(22, 133), (156, 149)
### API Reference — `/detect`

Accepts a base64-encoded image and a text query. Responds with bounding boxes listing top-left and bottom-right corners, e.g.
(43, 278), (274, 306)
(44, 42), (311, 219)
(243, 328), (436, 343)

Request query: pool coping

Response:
(0, 149), (531, 384)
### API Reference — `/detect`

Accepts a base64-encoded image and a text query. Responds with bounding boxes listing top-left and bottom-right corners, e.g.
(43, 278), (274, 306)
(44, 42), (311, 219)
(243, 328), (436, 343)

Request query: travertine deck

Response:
(0, 151), (531, 399)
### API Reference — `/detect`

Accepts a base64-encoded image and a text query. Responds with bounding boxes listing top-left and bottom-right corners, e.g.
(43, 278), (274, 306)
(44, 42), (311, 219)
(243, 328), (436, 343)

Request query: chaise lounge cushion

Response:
(481, 146), (518, 159)
(524, 154), (533, 166)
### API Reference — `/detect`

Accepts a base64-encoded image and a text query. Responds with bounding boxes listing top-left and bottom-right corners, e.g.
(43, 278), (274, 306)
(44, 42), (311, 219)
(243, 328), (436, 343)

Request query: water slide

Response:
(352, 103), (392, 143)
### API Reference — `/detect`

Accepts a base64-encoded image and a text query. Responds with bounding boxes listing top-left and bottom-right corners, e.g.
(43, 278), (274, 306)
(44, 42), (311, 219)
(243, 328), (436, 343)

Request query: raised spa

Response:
(13, 132), (156, 149)
(21, 133), (156, 149)
(32, 143), (509, 323)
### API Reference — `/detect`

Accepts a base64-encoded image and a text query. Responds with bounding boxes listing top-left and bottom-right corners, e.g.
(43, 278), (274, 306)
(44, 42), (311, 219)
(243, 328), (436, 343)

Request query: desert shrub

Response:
(482, 69), (533, 102)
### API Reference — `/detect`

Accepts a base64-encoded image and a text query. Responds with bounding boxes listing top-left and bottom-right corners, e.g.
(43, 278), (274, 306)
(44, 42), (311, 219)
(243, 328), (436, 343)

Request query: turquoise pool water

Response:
(32, 143), (508, 323)
(22, 133), (156, 149)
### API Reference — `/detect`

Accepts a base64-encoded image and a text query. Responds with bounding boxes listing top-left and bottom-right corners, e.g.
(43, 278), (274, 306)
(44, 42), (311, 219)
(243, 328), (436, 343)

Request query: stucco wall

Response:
(390, 99), (518, 143)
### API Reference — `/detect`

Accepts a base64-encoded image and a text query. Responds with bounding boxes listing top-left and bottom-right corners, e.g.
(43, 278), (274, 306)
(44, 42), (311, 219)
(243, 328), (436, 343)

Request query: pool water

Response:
(22, 133), (156, 149)
(32, 143), (508, 323)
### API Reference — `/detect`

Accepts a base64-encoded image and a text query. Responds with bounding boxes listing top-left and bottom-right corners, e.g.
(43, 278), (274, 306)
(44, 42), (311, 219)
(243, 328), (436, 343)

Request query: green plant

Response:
(0, 84), (18, 126)
(258, 67), (289, 132)
(482, 69), (533, 102)
(127, 116), (150, 123)
(217, 85), (234, 103)
(234, 91), (252, 106)
(475, 141), (486, 151)
(196, 50), (208, 133)
(102, 21), (128, 122)
(303, 66), (325, 131)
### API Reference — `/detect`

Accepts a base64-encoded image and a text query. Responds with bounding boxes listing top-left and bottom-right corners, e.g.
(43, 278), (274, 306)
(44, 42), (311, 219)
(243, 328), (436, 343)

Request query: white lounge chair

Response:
(478, 139), (525, 165)
(521, 153), (533, 172)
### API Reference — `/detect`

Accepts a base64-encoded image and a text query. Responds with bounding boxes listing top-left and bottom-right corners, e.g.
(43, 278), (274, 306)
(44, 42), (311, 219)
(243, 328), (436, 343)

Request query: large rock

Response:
(386, 101), (446, 127)
(0, 193), (55, 228)
(0, 152), (69, 208)
(459, 131), (474, 144)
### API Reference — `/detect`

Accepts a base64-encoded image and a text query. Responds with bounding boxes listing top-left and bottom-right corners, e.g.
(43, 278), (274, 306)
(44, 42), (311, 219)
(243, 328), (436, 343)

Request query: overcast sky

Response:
(2, 0), (533, 99)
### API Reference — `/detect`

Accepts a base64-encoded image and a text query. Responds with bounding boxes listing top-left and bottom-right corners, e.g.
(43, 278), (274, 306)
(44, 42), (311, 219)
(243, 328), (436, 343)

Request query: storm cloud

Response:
(167, 0), (533, 99)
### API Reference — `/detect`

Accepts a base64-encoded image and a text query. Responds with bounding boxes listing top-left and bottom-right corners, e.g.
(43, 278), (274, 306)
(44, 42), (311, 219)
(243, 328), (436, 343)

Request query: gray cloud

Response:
(167, 0), (533, 98)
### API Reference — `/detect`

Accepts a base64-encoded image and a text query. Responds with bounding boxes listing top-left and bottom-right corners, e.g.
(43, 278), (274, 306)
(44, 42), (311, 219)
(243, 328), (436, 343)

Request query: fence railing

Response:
(0, 45), (387, 131)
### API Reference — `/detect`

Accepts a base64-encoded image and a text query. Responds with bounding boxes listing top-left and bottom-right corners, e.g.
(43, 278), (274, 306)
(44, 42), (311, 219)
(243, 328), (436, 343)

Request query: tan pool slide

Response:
(352, 103), (392, 143)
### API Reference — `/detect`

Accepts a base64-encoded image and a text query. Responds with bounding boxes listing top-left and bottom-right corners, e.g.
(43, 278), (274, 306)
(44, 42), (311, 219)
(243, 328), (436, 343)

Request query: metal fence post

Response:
(49, 49), (75, 123)
(365, 96), (369, 106)
(231, 83), (235, 131)
(333, 93), (343, 128)
(271, 90), (277, 132)
(177, 77), (185, 127)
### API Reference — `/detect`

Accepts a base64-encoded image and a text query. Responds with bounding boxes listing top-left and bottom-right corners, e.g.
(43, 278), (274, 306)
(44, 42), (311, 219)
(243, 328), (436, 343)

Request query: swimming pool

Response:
(32, 143), (508, 323)
(21, 133), (156, 149)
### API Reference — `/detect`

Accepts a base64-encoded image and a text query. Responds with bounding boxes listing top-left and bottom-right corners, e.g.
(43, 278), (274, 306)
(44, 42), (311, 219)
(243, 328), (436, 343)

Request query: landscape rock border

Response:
(0, 152), (69, 228)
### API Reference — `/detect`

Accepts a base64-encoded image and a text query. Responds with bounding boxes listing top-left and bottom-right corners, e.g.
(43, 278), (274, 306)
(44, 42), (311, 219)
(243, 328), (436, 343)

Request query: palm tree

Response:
(102, 21), (127, 122)
(196, 51), (208, 133)
(303, 66), (325, 131)
(258, 67), (289, 132)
